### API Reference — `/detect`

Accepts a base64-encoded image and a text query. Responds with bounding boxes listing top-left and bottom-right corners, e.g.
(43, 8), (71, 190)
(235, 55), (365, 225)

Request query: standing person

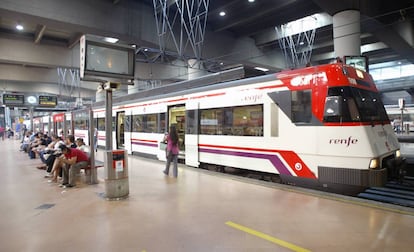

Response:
(163, 125), (179, 177)
(0, 125), (4, 141)
(15, 122), (21, 140)
(94, 128), (98, 152)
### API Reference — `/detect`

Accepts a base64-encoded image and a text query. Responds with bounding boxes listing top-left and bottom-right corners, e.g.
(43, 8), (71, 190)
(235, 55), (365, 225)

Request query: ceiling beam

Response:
(34, 24), (47, 44)
(67, 32), (83, 49)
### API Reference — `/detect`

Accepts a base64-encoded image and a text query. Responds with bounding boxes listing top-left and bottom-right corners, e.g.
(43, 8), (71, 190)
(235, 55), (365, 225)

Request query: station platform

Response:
(1, 139), (414, 252)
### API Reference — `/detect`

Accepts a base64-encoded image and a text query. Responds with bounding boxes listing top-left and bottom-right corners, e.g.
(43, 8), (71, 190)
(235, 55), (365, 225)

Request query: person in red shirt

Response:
(58, 145), (89, 188)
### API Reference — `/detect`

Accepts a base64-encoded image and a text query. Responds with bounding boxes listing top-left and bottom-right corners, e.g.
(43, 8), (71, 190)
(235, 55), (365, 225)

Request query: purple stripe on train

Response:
(131, 141), (158, 147)
(198, 148), (292, 175)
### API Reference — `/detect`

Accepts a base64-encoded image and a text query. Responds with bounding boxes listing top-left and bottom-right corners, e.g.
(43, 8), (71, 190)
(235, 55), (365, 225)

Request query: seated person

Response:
(37, 134), (60, 170)
(20, 131), (32, 152)
(47, 135), (77, 181)
(76, 138), (90, 156)
(59, 145), (89, 188)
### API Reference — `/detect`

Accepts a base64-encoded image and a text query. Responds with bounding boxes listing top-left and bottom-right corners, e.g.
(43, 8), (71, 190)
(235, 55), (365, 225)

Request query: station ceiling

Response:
(1, 0), (414, 108)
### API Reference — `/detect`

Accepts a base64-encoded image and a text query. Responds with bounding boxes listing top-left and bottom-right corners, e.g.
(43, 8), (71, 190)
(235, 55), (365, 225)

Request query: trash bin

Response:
(104, 149), (129, 200)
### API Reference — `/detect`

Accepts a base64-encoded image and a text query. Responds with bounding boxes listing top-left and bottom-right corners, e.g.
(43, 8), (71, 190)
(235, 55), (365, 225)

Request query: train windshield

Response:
(324, 86), (389, 123)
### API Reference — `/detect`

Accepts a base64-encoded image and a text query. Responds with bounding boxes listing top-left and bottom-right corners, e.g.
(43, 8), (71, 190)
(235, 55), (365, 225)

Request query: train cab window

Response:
(324, 87), (388, 123)
(291, 90), (312, 123)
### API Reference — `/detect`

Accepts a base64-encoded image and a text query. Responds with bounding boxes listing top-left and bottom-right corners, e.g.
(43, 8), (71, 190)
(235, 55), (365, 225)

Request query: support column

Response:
(333, 10), (361, 59)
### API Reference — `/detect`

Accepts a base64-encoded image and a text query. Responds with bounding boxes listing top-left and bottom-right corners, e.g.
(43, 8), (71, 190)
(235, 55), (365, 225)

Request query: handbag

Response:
(159, 142), (167, 151)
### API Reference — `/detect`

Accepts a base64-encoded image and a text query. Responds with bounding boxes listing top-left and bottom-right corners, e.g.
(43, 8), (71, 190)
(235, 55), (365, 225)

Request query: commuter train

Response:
(32, 63), (405, 195)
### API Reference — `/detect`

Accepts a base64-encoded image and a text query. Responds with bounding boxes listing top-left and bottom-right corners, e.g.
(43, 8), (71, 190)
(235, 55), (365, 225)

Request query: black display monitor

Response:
(80, 36), (135, 80)
(2, 94), (25, 105)
(38, 95), (57, 107)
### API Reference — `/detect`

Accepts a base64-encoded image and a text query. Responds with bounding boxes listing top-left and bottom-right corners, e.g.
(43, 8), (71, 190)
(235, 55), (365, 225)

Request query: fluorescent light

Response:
(219, 11), (226, 16)
(248, 0), (255, 2)
(254, 67), (269, 72)
(103, 37), (119, 43)
(16, 24), (24, 31)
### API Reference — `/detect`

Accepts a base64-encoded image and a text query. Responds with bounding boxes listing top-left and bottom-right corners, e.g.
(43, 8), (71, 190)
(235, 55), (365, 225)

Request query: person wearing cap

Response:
(58, 144), (89, 188)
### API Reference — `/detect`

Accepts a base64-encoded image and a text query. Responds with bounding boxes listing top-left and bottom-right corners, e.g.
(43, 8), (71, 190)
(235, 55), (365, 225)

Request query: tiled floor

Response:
(1, 139), (414, 252)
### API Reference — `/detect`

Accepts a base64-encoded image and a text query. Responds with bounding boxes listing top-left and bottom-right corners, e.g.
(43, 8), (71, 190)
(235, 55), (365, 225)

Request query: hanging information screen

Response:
(38, 95), (57, 107)
(2, 94), (25, 105)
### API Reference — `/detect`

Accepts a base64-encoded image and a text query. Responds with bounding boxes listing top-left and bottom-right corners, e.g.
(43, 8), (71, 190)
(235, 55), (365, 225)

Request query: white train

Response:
(42, 63), (404, 195)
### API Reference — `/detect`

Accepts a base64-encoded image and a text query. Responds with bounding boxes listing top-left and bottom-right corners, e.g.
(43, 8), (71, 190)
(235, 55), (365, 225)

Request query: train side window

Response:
(144, 114), (157, 133)
(124, 115), (132, 132)
(233, 105), (263, 136)
(291, 90), (312, 123)
(200, 108), (222, 135)
(159, 113), (166, 133)
(97, 118), (105, 130)
(132, 115), (142, 132)
(186, 110), (198, 134)
(200, 105), (263, 136)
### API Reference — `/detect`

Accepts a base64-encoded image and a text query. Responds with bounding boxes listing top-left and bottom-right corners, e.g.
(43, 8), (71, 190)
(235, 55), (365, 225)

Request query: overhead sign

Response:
(38, 95), (57, 107)
(2, 94), (25, 105)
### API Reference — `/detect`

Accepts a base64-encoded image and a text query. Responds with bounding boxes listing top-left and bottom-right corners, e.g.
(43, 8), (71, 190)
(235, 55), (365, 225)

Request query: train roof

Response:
(92, 63), (375, 108)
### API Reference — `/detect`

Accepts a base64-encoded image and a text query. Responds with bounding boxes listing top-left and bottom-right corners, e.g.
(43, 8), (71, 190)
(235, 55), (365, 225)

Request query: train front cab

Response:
(272, 64), (406, 195)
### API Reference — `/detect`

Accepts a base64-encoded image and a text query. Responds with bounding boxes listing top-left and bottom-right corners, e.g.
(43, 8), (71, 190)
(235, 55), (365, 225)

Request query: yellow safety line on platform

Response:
(225, 221), (311, 252)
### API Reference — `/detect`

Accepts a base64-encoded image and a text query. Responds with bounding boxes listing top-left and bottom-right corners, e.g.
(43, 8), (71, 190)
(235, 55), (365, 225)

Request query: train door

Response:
(116, 111), (125, 149)
(168, 105), (186, 156)
(185, 100), (199, 167)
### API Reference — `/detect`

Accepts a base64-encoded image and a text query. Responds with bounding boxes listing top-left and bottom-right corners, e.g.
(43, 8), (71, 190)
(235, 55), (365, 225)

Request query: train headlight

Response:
(369, 158), (379, 169)
(395, 150), (401, 158)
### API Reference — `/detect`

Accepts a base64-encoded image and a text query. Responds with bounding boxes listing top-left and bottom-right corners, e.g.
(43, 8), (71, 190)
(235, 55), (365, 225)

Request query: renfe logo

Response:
(329, 136), (358, 147)
(290, 72), (328, 86)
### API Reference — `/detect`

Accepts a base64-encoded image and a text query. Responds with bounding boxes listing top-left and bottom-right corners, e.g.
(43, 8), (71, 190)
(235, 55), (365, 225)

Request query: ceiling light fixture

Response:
(103, 37), (119, 43)
(219, 11), (226, 17)
(16, 24), (24, 31)
(248, 0), (255, 2)
(254, 67), (269, 72)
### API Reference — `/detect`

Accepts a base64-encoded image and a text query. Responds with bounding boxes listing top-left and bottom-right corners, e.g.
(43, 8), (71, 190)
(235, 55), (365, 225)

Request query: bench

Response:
(84, 159), (104, 169)
(78, 159), (104, 184)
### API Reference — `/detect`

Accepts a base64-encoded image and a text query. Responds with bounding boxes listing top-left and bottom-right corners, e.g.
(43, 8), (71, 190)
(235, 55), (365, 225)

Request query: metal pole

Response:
(29, 107), (34, 132)
(89, 108), (98, 184)
(105, 89), (113, 150)
(63, 113), (67, 138)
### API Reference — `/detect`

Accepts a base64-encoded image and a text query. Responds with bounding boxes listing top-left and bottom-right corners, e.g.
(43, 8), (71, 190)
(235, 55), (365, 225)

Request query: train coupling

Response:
(387, 156), (406, 183)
